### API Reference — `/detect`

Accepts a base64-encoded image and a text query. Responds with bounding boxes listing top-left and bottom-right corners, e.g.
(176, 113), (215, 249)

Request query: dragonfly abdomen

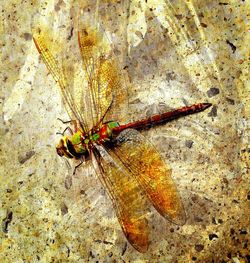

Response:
(112, 103), (212, 134)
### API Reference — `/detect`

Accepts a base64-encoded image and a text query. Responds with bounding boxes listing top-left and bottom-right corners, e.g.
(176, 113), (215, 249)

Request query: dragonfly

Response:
(33, 25), (211, 253)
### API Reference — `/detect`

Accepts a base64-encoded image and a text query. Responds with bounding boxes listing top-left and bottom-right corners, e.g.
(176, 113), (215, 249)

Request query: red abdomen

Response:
(113, 103), (211, 135)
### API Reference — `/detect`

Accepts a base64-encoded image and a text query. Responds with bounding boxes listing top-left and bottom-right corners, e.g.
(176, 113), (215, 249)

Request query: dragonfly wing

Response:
(107, 129), (186, 225)
(33, 33), (89, 131)
(34, 26), (129, 131)
(92, 145), (149, 253)
(78, 25), (129, 127)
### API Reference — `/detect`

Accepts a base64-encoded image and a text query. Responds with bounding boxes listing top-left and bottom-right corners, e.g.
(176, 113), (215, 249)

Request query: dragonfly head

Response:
(56, 133), (89, 159)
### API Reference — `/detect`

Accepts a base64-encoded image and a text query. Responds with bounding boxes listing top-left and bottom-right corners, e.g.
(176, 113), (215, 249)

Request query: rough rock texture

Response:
(0, 0), (249, 262)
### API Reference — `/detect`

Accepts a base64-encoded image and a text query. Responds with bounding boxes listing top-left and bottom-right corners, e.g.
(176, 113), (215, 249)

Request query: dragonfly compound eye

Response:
(56, 138), (73, 158)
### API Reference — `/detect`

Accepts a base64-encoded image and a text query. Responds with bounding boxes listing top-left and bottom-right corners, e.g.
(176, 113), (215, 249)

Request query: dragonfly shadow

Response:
(144, 190), (220, 250)
(183, 191), (221, 227)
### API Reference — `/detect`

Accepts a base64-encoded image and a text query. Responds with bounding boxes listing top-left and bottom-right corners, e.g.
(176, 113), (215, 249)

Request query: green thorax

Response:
(68, 121), (120, 156)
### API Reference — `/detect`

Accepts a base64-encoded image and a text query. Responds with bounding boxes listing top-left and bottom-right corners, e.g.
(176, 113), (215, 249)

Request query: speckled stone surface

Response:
(0, 1), (249, 262)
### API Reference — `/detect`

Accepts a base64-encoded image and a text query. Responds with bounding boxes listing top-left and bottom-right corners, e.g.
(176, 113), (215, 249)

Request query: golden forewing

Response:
(108, 129), (186, 225)
(78, 26), (129, 127)
(33, 34), (88, 131)
(92, 146), (149, 253)
(34, 26), (129, 131)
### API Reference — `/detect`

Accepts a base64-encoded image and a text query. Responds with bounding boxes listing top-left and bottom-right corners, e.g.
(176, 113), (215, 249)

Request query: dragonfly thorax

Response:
(56, 121), (120, 159)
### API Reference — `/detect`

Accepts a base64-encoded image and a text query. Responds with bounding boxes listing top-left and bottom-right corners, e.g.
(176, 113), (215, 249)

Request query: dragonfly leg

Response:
(57, 117), (72, 124)
(56, 126), (74, 136)
(73, 158), (84, 175)
(57, 118), (78, 133)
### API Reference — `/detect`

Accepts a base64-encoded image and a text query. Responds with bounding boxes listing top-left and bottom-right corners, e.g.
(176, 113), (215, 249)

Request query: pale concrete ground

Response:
(0, 1), (249, 262)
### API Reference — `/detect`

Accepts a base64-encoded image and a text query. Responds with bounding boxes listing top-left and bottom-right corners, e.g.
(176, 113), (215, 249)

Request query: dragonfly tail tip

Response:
(202, 102), (212, 110)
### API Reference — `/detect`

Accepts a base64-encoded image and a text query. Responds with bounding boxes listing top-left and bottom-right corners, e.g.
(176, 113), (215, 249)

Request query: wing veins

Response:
(107, 129), (186, 225)
(33, 36), (89, 132)
(91, 146), (149, 252)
